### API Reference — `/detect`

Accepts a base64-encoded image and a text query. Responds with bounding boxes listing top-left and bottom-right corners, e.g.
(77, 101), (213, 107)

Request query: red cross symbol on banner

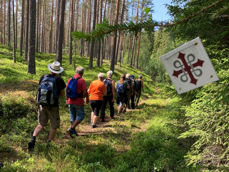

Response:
(172, 52), (204, 85)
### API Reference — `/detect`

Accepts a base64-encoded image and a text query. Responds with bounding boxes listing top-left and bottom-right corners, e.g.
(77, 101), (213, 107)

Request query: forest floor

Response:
(0, 45), (194, 171)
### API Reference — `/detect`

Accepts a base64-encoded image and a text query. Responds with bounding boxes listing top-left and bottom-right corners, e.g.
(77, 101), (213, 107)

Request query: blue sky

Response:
(153, 0), (173, 22)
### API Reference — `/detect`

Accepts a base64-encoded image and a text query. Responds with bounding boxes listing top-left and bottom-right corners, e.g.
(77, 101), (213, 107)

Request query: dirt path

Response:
(72, 96), (152, 137)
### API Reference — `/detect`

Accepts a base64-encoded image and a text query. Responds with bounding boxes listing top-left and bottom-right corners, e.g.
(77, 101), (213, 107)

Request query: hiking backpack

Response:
(66, 77), (83, 99)
(104, 79), (113, 96)
(126, 78), (132, 90)
(116, 82), (125, 94)
(36, 75), (58, 106)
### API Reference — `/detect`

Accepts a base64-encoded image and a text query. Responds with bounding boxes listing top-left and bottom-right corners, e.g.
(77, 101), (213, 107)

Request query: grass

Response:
(0, 45), (199, 171)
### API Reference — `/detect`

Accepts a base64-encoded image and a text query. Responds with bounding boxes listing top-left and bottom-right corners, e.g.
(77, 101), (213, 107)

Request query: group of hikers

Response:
(28, 61), (144, 151)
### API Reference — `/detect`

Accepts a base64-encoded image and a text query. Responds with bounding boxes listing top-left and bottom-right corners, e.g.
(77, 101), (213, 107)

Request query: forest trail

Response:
(74, 95), (152, 137)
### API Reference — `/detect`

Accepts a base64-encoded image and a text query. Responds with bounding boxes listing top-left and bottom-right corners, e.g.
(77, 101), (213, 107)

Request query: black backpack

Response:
(104, 79), (113, 96)
(126, 78), (132, 90)
(36, 75), (58, 106)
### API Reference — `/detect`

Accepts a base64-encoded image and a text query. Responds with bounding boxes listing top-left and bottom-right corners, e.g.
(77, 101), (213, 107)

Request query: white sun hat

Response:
(48, 61), (64, 74)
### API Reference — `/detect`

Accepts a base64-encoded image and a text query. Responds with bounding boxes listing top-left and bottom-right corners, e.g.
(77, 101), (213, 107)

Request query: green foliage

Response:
(168, 0), (229, 46)
(179, 46), (229, 170)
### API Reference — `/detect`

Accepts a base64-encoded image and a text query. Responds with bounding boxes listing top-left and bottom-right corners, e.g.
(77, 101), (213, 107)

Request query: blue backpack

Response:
(36, 75), (58, 106)
(66, 77), (83, 99)
(116, 82), (125, 94)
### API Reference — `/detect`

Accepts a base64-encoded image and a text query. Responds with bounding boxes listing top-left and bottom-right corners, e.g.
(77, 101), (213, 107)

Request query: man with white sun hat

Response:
(28, 61), (66, 151)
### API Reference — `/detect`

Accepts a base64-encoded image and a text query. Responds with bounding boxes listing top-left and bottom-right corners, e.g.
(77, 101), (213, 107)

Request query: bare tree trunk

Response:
(116, 0), (125, 64)
(100, 0), (107, 65)
(89, 0), (97, 69)
(28, 0), (36, 74)
(110, 0), (120, 71)
(56, 0), (66, 64)
(69, 0), (74, 65)
(86, 0), (91, 57)
(80, 0), (86, 57)
(136, 0), (144, 69)
(20, 0), (25, 56)
(24, 0), (29, 61)
(15, 0), (18, 48)
(74, 0), (79, 54)
(3, 0), (6, 44)
(130, 35), (136, 66)
(7, 0), (11, 47)
(96, 0), (103, 67)
(12, 0), (16, 63)
(127, 35), (132, 64)
(49, 0), (54, 53)
(41, 0), (46, 53)
(36, 0), (40, 52)
(55, 0), (60, 53)
(0, 0), (3, 43)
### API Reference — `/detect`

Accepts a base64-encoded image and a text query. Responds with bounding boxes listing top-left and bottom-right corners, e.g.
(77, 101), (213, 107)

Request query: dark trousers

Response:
(135, 91), (141, 106)
(100, 96), (114, 119)
(131, 93), (135, 109)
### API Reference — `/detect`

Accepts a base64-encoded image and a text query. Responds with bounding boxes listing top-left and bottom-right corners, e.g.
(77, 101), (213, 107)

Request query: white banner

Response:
(160, 37), (219, 94)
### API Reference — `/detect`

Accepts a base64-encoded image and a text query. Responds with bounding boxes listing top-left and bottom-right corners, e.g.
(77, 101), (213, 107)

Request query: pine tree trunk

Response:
(110, 0), (120, 71)
(35, 0), (40, 52)
(24, 0), (29, 61)
(55, 0), (60, 53)
(28, 0), (36, 74)
(0, 0), (3, 43)
(7, 0), (11, 47)
(74, 0), (79, 54)
(69, 0), (74, 65)
(49, 0), (54, 53)
(80, 0), (86, 57)
(12, 0), (16, 63)
(15, 0), (18, 48)
(56, 0), (66, 64)
(96, 0), (103, 67)
(136, 0), (144, 69)
(20, 0), (25, 56)
(89, 0), (97, 69)
(86, 0), (91, 57)
(101, 0), (107, 65)
(3, 0), (6, 44)
(41, 1), (46, 53)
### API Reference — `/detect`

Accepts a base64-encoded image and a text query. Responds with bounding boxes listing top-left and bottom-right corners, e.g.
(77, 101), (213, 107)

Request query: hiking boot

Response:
(28, 140), (36, 151)
(67, 128), (78, 138)
(91, 124), (97, 128)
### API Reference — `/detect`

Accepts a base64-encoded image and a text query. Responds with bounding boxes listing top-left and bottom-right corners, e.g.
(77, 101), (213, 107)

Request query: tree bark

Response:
(69, 0), (75, 65)
(110, 0), (120, 71)
(3, 0), (6, 44)
(55, 0), (60, 53)
(41, 0), (46, 53)
(35, 0), (40, 52)
(0, 0), (3, 43)
(7, 0), (11, 47)
(20, 0), (25, 56)
(89, 0), (97, 69)
(28, 0), (36, 74)
(24, 0), (29, 61)
(15, 0), (18, 48)
(12, 0), (16, 63)
(97, 0), (103, 67)
(49, 0), (54, 53)
(86, 0), (91, 57)
(56, 0), (66, 64)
